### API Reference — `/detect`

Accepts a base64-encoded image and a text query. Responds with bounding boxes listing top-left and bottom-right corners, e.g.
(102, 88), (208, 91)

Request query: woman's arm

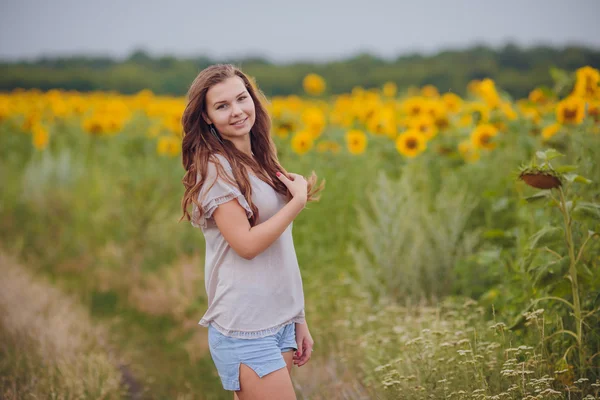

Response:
(212, 172), (307, 260)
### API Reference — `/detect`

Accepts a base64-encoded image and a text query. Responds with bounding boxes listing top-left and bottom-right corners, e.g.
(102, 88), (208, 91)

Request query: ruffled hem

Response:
(199, 315), (306, 339)
(191, 189), (253, 230)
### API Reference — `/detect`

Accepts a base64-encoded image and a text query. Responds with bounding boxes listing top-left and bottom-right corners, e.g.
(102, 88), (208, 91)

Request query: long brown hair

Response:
(180, 64), (325, 227)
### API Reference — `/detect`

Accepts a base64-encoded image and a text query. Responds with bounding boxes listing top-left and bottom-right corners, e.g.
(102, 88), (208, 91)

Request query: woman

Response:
(180, 64), (324, 400)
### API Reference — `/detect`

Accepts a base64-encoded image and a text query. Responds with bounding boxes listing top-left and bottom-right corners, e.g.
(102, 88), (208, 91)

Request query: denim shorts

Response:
(208, 322), (298, 391)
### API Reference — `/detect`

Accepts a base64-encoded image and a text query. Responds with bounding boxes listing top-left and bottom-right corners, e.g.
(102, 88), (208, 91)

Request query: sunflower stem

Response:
(557, 186), (585, 374)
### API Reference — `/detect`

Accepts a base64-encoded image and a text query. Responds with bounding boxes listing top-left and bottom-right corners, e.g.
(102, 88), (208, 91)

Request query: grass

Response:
(0, 252), (124, 399)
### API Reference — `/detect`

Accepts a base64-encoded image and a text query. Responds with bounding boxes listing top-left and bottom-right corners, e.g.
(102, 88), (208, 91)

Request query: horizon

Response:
(3, 41), (600, 65)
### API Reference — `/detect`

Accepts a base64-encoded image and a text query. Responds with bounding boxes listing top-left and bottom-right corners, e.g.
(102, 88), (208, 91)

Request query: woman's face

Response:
(203, 76), (256, 140)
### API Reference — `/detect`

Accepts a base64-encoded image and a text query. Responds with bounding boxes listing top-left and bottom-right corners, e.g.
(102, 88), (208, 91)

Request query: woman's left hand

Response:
(294, 322), (314, 367)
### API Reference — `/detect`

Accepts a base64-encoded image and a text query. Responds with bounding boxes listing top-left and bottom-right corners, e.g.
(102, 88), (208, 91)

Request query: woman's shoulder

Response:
(196, 154), (231, 184)
(208, 153), (233, 172)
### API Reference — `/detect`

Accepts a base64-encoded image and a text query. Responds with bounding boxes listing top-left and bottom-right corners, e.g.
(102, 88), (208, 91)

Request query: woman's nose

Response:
(231, 103), (243, 116)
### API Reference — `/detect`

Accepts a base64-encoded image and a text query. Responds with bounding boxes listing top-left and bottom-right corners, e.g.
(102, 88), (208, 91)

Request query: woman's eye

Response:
(239, 95), (247, 101)
(217, 104), (228, 110)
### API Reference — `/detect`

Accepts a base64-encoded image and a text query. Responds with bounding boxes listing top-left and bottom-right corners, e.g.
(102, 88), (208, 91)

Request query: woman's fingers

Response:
(295, 347), (312, 366)
(276, 171), (292, 186)
(293, 339), (313, 367)
(281, 172), (305, 182)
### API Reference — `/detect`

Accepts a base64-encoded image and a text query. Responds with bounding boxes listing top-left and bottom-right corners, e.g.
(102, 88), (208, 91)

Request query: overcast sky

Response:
(1, 0), (599, 63)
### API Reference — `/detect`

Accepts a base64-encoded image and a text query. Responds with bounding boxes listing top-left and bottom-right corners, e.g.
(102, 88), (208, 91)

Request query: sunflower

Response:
(467, 79), (481, 95)
(395, 130), (427, 158)
(541, 123), (561, 141)
(441, 93), (463, 114)
(458, 140), (480, 163)
(291, 131), (314, 155)
(528, 88), (543, 103)
(587, 101), (599, 123)
(82, 116), (106, 135)
(268, 98), (286, 119)
(572, 66), (599, 100)
(402, 97), (427, 117)
(556, 96), (585, 125)
(274, 120), (297, 139)
(32, 124), (49, 150)
(366, 107), (396, 137)
(0, 96), (11, 122)
(22, 112), (41, 131)
(464, 102), (490, 125)
(345, 129), (367, 155)
(147, 124), (162, 138)
(301, 107), (326, 138)
(478, 78), (501, 108)
(421, 85), (439, 98)
(316, 140), (341, 154)
(528, 88), (553, 105)
(457, 113), (473, 127)
(408, 115), (438, 139)
(499, 102), (517, 120)
(303, 74), (326, 96)
(382, 82), (397, 98)
(157, 136), (180, 157)
(519, 168), (562, 189)
(470, 124), (498, 150)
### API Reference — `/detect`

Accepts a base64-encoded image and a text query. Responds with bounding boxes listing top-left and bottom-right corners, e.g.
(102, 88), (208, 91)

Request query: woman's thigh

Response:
(282, 350), (294, 374)
(237, 362), (296, 400)
(234, 352), (295, 400)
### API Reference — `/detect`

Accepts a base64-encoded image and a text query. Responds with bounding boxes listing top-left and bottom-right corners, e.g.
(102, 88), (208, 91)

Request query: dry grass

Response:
(127, 254), (203, 320)
(0, 252), (124, 399)
(126, 253), (210, 362)
(292, 355), (373, 400)
(327, 294), (600, 399)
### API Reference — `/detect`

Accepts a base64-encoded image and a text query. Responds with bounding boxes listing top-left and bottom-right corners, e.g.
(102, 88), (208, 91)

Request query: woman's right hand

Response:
(276, 172), (307, 205)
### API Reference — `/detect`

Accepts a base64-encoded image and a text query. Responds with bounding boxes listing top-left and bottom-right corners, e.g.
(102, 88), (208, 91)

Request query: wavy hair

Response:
(180, 64), (325, 227)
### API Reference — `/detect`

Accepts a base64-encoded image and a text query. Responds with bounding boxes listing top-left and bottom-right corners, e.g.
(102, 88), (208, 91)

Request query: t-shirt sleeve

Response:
(191, 157), (253, 229)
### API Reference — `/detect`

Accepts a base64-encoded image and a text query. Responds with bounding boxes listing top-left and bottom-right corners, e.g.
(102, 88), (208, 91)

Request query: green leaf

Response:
(529, 226), (564, 249)
(573, 203), (600, 220)
(550, 67), (569, 82)
(533, 257), (570, 288)
(555, 165), (578, 173)
(564, 173), (592, 184)
(544, 149), (564, 161)
(574, 175), (592, 184)
(536, 151), (547, 160)
(581, 263), (594, 278)
(525, 191), (550, 203)
(483, 229), (510, 239)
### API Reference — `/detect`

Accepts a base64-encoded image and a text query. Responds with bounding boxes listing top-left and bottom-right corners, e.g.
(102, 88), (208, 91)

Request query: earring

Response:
(210, 125), (224, 144)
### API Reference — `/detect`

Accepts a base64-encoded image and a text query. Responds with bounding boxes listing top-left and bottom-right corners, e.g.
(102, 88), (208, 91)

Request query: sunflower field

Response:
(1, 65), (599, 399)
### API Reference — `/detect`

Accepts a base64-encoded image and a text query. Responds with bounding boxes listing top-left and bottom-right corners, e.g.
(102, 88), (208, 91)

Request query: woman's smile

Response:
(231, 117), (248, 127)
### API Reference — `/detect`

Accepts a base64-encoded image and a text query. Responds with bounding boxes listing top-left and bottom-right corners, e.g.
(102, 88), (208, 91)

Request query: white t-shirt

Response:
(191, 153), (305, 339)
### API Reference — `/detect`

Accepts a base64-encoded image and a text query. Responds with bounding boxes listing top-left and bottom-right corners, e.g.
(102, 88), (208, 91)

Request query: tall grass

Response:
(0, 252), (124, 399)
(350, 160), (480, 303)
(329, 293), (600, 399)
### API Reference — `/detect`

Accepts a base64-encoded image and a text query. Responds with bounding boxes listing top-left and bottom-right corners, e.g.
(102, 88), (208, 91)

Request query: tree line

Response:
(1, 43), (599, 99)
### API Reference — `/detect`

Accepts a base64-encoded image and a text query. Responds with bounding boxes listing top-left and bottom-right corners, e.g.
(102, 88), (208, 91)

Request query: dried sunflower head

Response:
(519, 170), (562, 189)
(517, 149), (564, 189)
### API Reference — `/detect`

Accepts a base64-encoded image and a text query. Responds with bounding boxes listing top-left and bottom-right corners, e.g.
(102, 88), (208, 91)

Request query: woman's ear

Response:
(202, 112), (212, 125)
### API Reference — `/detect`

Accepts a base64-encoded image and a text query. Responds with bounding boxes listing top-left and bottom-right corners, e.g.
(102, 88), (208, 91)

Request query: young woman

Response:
(180, 64), (324, 400)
